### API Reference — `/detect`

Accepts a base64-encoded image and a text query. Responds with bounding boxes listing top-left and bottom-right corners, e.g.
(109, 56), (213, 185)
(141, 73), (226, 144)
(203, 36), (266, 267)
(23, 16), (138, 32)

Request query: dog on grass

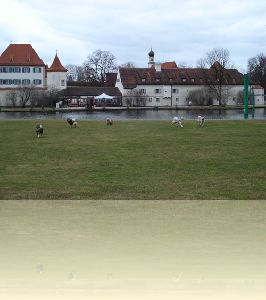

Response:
(36, 124), (44, 138)
(197, 116), (205, 126)
(67, 118), (78, 128)
(106, 118), (113, 125)
(172, 116), (183, 128)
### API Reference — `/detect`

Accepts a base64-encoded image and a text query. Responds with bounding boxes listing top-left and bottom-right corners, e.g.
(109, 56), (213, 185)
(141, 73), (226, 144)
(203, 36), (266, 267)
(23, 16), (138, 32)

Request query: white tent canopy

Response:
(95, 93), (114, 99)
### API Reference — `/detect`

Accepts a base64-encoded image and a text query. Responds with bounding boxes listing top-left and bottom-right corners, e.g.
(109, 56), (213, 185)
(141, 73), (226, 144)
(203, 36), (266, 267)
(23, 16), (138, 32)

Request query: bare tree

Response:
(124, 89), (147, 107)
(198, 48), (233, 106)
(65, 64), (79, 81)
(187, 88), (214, 106)
(248, 53), (266, 92)
(17, 85), (36, 107)
(177, 62), (191, 68)
(119, 62), (136, 68)
(6, 86), (36, 107)
(83, 50), (117, 85)
(5, 90), (18, 107)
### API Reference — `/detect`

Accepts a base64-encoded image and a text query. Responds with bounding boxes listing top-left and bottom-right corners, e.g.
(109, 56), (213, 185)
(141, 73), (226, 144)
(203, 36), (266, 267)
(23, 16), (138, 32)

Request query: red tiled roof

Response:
(161, 61), (178, 69)
(46, 53), (67, 72)
(104, 73), (117, 86)
(0, 44), (45, 66)
(119, 67), (245, 89)
(253, 85), (264, 89)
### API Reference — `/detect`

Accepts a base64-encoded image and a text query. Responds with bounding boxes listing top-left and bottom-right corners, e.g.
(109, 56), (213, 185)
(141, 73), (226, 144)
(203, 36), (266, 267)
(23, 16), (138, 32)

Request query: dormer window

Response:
(191, 78), (195, 82)
(156, 78), (160, 82)
(141, 78), (146, 83)
(182, 78), (187, 82)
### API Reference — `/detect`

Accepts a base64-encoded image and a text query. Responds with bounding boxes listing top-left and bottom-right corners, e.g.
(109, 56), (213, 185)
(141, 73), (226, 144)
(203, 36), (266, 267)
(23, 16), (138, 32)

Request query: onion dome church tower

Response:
(148, 48), (155, 68)
(46, 52), (67, 90)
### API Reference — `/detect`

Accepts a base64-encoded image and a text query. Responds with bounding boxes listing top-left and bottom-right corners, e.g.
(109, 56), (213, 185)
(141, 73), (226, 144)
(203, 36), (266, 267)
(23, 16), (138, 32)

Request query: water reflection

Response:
(0, 108), (265, 120)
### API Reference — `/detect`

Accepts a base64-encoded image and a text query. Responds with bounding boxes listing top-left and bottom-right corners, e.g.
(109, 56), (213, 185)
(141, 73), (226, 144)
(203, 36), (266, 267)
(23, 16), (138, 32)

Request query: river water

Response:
(0, 108), (266, 120)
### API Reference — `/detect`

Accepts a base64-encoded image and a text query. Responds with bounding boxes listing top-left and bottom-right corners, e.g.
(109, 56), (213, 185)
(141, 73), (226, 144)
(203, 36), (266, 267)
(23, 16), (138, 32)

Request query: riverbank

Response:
(1, 104), (265, 112)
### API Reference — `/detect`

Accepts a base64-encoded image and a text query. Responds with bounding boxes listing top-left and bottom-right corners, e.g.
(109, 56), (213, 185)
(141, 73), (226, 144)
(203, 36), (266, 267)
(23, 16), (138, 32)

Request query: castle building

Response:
(0, 43), (67, 106)
(115, 50), (264, 107)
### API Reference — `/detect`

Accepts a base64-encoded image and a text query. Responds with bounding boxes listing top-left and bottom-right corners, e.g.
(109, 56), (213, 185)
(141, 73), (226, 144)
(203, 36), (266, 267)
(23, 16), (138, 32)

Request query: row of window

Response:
(0, 79), (42, 85)
(139, 88), (179, 94)
(132, 97), (180, 103)
(141, 78), (196, 83)
(0, 67), (42, 73)
(148, 98), (179, 102)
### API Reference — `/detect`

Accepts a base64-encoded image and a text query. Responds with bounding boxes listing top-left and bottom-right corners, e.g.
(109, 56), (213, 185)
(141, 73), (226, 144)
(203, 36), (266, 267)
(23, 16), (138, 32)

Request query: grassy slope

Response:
(0, 120), (265, 199)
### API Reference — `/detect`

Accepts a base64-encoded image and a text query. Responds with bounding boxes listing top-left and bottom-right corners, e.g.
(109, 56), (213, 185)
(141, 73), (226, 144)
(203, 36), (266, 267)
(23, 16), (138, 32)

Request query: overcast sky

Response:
(1, 0), (266, 72)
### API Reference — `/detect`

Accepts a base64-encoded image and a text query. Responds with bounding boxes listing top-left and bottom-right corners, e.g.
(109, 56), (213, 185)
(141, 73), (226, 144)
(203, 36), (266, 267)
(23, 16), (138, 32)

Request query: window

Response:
(0, 67), (7, 73)
(33, 79), (42, 85)
(155, 89), (161, 94)
(22, 67), (30, 73)
(148, 98), (152, 102)
(61, 80), (65, 86)
(176, 98), (179, 103)
(156, 98), (160, 102)
(139, 88), (146, 94)
(13, 79), (21, 85)
(22, 79), (30, 85)
(9, 67), (21, 73)
(172, 88), (179, 94)
(33, 67), (42, 73)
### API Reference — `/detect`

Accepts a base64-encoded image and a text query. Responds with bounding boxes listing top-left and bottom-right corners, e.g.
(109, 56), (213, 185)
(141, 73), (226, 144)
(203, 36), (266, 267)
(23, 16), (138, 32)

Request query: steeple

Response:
(47, 53), (67, 72)
(148, 48), (155, 68)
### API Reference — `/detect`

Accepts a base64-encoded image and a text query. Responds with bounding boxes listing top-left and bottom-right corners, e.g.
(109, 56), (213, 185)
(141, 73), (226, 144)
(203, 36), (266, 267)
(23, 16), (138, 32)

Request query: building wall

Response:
(0, 90), (10, 106)
(0, 68), (67, 106)
(0, 66), (46, 89)
(46, 72), (67, 90)
(120, 84), (249, 107)
(0, 65), (46, 106)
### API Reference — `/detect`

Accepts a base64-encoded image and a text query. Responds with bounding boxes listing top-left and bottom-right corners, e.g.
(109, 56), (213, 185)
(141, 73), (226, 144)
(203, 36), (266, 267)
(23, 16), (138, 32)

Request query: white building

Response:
(0, 43), (67, 106)
(116, 50), (264, 107)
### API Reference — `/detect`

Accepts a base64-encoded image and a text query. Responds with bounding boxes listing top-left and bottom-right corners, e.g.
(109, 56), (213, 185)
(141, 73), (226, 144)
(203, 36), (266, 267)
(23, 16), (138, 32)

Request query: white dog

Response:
(172, 116), (183, 128)
(197, 116), (205, 126)
(36, 124), (44, 138)
(106, 118), (113, 125)
(67, 118), (78, 128)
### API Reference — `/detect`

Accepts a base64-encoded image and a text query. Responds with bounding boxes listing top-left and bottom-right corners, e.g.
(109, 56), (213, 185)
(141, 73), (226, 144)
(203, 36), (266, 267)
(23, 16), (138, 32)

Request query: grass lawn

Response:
(0, 119), (265, 199)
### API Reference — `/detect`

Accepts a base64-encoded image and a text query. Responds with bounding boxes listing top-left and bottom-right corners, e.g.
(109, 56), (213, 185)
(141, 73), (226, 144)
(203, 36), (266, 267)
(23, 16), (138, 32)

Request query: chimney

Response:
(155, 63), (161, 72)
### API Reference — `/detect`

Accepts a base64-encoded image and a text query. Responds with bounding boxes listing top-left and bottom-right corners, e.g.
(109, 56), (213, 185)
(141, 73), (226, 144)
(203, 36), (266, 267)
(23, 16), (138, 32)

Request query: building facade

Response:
(0, 43), (67, 106)
(116, 50), (264, 107)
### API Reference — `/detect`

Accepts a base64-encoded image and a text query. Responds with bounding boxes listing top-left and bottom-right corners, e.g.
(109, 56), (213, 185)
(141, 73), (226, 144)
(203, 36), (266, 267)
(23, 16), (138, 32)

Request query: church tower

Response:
(148, 48), (155, 68)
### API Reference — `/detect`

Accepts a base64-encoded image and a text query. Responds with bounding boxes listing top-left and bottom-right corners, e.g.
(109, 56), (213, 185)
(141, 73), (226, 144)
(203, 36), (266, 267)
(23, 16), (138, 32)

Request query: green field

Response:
(0, 120), (265, 199)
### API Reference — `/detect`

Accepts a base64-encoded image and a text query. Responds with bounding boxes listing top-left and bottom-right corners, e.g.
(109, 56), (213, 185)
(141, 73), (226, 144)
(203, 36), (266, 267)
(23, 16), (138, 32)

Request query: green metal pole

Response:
(244, 74), (249, 119)
(251, 87), (255, 119)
